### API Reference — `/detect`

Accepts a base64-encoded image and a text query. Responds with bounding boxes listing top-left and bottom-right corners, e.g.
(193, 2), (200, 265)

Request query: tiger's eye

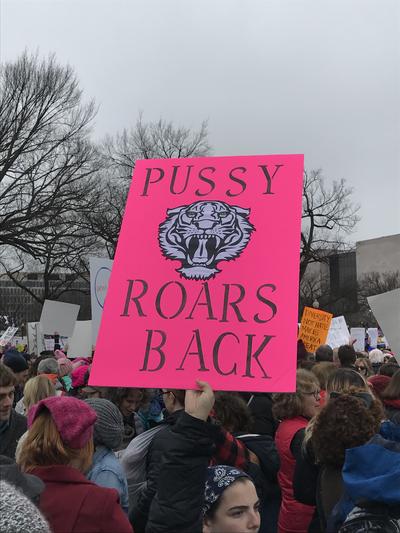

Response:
(186, 211), (196, 217)
(219, 212), (228, 218)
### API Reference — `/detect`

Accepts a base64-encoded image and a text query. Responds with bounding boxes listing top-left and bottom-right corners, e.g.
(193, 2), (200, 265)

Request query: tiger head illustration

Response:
(158, 200), (255, 280)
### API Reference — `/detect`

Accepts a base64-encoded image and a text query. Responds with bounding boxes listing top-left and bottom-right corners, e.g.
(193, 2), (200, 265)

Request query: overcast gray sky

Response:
(1, 0), (399, 243)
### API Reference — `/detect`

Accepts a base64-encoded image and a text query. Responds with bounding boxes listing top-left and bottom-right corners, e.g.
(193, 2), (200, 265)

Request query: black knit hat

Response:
(3, 349), (29, 374)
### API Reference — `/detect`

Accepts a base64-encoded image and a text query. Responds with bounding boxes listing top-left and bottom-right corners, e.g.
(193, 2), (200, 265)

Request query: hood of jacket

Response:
(341, 421), (400, 505)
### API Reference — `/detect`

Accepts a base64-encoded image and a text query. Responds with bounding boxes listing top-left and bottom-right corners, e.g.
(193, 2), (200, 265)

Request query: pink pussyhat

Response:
(54, 349), (67, 360)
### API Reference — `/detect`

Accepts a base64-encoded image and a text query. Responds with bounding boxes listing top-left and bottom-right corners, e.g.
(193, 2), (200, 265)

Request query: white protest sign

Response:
(350, 327), (365, 352)
(0, 326), (18, 347)
(368, 288), (400, 364)
(326, 316), (350, 349)
(67, 320), (92, 358)
(39, 300), (80, 338)
(90, 257), (113, 345)
(367, 327), (378, 349)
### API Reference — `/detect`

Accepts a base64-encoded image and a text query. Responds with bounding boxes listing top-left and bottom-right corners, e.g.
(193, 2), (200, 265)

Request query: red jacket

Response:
(30, 465), (133, 533)
(275, 417), (315, 533)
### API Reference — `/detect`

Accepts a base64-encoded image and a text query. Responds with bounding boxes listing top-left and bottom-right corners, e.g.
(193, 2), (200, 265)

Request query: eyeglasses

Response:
(355, 366), (367, 372)
(304, 390), (320, 400)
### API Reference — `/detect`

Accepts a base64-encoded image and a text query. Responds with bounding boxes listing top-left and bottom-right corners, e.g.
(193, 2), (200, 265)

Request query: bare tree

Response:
(300, 170), (360, 280)
(0, 52), (99, 258)
(87, 116), (211, 257)
(101, 114), (210, 180)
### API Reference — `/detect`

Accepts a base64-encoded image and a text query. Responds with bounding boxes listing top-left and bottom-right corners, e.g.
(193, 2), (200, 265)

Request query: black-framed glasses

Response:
(304, 390), (321, 400)
(355, 366), (367, 373)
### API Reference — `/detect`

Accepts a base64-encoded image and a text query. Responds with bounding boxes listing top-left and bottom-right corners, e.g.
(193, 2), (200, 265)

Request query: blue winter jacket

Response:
(87, 445), (129, 515)
(327, 421), (400, 532)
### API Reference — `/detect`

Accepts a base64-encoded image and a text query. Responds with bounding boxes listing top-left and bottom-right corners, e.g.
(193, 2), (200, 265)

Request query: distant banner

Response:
(367, 327), (378, 349)
(0, 326), (18, 347)
(298, 307), (333, 353)
(90, 154), (304, 392)
(326, 316), (350, 349)
(350, 328), (365, 352)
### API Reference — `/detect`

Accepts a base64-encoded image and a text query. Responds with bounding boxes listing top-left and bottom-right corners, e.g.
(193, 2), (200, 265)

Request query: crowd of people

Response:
(0, 338), (399, 532)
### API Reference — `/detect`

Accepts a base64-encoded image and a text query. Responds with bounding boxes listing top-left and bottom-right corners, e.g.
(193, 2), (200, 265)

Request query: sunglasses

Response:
(355, 366), (367, 372)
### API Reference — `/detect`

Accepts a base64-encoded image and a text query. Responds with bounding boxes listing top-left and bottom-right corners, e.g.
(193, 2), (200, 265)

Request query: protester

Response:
(17, 395), (132, 533)
(239, 391), (278, 437)
(311, 362), (337, 406)
(146, 381), (261, 533)
(0, 454), (45, 504)
(0, 363), (27, 459)
(328, 421), (400, 532)
(86, 398), (129, 514)
(337, 345), (357, 370)
(380, 369), (400, 424)
(214, 392), (280, 533)
(15, 375), (56, 415)
(368, 373), (391, 401)
(379, 361), (400, 377)
(354, 356), (373, 378)
(315, 344), (334, 363)
(273, 369), (320, 533)
(108, 387), (147, 448)
(368, 348), (385, 374)
(2, 349), (30, 406)
(57, 356), (73, 392)
(130, 388), (250, 533)
(0, 480), (51, 533)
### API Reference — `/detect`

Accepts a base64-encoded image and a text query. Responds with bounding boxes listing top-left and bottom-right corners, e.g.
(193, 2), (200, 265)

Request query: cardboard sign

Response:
(350, 328), (365, 352)
(298, 307), (333, 353)
(367, 327), (378, 349)
(90, 154), (304, 392)
(90, 257), (113, 345)
(326, 316), (350, 349)
(368, 288), (400, 364)
(0, 327), (18, 347)
(67, 321), (92, 358)
(39, 300), (80, 337)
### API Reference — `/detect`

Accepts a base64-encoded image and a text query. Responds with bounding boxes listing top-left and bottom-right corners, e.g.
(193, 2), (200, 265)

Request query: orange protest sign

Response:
(298, 307), (333, 353)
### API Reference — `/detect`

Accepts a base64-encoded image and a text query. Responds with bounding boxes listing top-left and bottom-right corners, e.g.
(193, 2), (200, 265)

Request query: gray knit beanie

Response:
(37, 357), (58, 374)
(0, 480), (50, 533)
(85, 398), (124, 450)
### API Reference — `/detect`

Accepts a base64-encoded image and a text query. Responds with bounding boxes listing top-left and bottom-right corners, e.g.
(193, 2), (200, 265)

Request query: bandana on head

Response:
(203, 465), (250, 516)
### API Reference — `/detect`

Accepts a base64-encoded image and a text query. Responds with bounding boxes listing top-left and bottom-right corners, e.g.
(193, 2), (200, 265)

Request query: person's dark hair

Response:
(315, 344), (334, 362)
(106, 387), (150, 409)
(379, 363), (400, 378)
(213, 392), (253, 433)
(29, 354), (56, 379)
(381, 369), (400, 400)
(312, 394), (382, 468)
(297, 339), (308, 363)
(0, 363), (17, 387)
(338, 345), (357, 367)
(327, 368), (368, 394)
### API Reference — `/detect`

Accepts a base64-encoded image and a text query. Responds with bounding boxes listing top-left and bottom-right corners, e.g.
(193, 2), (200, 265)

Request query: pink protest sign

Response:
(90, 154), (303, 392)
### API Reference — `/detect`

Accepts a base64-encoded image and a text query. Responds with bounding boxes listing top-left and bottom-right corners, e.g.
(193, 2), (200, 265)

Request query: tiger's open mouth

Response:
(185, 234), (221, 266)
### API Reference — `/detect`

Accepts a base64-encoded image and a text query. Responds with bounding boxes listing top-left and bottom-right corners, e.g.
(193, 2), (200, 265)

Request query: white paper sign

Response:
(0, 326), (18, 346)
(67, 320), (92, 358)
(326, 316), (350, 349)
(368, 288), (400, 364)
(90, 257), (113, 345)
(39, 300), (80, 337)
(350, 327), (365, 352)
(367, 327), (378, 349)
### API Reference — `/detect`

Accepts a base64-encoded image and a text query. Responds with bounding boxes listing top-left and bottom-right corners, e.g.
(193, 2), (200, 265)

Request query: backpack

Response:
(119, 424), (164, 510)
(339, 504), (400, 533)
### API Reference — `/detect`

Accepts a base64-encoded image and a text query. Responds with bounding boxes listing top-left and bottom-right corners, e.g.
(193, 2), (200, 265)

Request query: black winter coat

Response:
(0, 409), (27, 459)
(146, 412), (215, 533)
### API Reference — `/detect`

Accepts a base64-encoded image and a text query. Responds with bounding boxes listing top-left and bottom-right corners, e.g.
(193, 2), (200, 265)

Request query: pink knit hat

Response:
(28, 396), (97, 449)
(57, 357), (73, 377)
(71, 365), (90, 388)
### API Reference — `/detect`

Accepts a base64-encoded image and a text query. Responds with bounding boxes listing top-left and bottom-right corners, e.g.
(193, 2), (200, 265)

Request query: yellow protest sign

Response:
(298, 307), (333, 353)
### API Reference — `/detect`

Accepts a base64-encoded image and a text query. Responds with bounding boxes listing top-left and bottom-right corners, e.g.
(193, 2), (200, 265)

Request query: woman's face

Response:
(355, 359), (369, 376)
(203, 479), (260, 533)
(301, 388), (321, 419)
(119, 390), (143, 417)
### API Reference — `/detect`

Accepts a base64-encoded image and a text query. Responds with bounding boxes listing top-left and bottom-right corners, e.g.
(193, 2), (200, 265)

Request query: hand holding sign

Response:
(185, 381), (215, 421)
